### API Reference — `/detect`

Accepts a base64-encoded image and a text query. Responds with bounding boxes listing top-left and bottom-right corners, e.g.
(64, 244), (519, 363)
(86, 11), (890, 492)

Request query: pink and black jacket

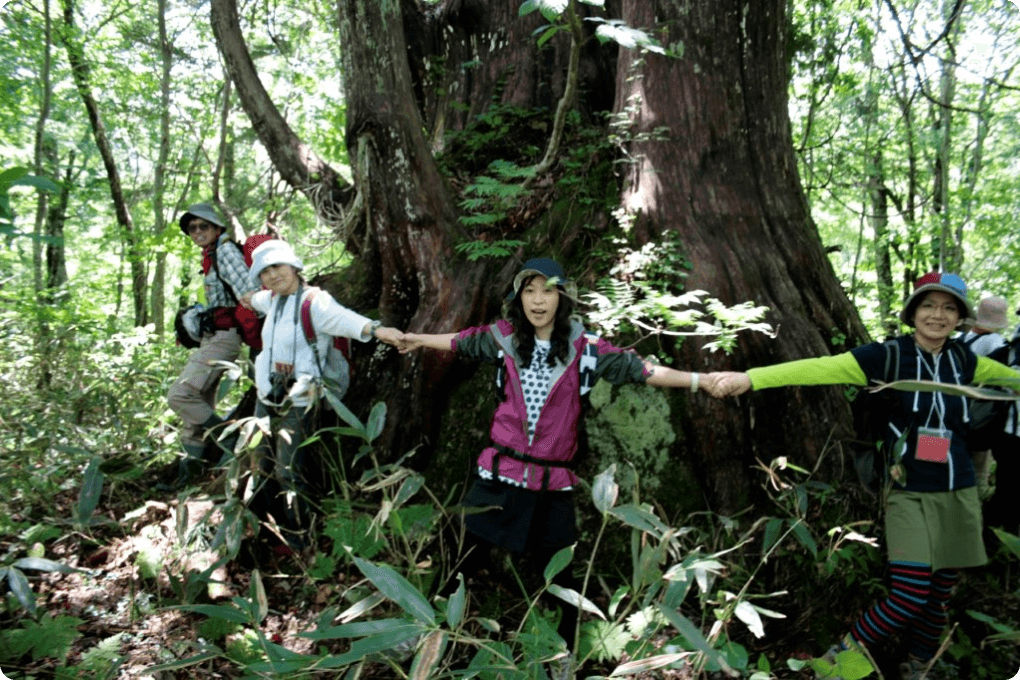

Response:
(452, 319), (651, 492)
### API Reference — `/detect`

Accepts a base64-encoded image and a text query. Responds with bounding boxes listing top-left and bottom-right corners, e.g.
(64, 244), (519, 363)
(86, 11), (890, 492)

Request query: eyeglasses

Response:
(187, 221), (215, 234)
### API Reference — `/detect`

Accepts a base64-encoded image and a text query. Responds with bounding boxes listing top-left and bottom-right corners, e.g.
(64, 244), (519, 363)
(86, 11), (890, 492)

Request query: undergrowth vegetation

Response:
(1, 298), (1018, 678)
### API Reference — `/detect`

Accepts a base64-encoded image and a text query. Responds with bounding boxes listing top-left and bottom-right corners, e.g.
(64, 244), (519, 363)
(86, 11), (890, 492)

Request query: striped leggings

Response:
(849, 562), (958, 661)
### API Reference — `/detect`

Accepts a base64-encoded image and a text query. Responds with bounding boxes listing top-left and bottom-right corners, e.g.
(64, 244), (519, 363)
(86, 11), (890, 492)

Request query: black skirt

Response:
(462, 476), (577, 553)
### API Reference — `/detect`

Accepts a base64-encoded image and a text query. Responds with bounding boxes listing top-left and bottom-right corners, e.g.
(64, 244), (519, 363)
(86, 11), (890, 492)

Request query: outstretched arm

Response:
(644, 364), (702, 391)
(398, 332), (459, 353)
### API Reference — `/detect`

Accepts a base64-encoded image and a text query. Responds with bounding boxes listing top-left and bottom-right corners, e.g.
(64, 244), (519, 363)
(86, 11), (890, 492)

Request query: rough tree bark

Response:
(217, 0), (871, 510)
(61, 0), (148, 327)
(611, 1), (870, 509)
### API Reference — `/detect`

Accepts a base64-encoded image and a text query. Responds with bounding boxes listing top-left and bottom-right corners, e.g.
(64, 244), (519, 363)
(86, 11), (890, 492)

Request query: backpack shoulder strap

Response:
(882, 339), (901, 383)
(210, 239), (244, 304)
(579, 332), (599, 396)
(299, 288), (318, 346)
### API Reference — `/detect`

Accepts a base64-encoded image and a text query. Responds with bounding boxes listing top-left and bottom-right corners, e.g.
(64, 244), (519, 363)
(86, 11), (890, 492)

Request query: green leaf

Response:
(610, 652), (690, 676)
(789, 521), (818, 557)
(11, 557), (81, 574)
(171, 604), (251, 624)
(366, 401), (387, 443)
(609, 504), (670, 535)
(762, 517), (783, 554)
(810, 649), (873, 680)
(543, 545), (574, 582)
(77, 457), (104, 523)
(655, 604), (731, 673)
(147, 650), (221, 672)
(547, 584), (606, 620)
(12, 174), (61, 193)
(446, 574), (467, 629)
(302, 618), (411, 640)
(408, 630), (446, 680)
(7, 566), (36, 614)
(323, 387), (366, 437)
(519, 0), (540, 16)
(993, 528), (1020, 560)
(592, 465), (619, 513)
(537, 25), (563, 49)
(353, 556), (436, 625)
(251, 569), (268, 623)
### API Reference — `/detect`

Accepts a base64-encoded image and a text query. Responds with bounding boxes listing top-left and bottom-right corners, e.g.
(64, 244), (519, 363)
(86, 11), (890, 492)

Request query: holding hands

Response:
(700, 371), (752, 398)
(371, 325), (405, 347)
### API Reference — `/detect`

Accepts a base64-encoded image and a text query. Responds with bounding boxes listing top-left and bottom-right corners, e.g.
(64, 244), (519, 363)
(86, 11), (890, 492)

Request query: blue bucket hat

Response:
(511, 258), (579, 302)
(899, 271), (972, 326)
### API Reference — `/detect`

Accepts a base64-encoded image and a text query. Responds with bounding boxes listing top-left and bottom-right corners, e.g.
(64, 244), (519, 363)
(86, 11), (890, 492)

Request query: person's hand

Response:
(373, 326), (404, 347)
(397, 333), (425, 354)
(702, 371), (752, 398)
(239, 292), (255, 310)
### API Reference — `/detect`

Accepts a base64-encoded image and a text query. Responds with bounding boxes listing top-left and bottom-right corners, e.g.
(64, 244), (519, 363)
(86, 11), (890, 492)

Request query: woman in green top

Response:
(711, 272), (1019, 680)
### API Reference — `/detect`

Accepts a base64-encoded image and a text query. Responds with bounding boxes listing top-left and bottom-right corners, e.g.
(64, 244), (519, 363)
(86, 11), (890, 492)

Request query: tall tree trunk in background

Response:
(934, 48), (957, 272)
(45, 151), (72, 296)
(32, 0), (53, 302)
(611, 0), (869, 508)
(869, 148), (895, 339)
(61, 0), (148, 327)
(32, 0), (54, 386)
(861, 29), (897, 339)
(150, 0), (172, 338)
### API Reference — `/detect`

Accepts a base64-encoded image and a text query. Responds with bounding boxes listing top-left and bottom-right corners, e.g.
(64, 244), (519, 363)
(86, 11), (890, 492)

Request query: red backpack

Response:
(299, 289), (354, 376)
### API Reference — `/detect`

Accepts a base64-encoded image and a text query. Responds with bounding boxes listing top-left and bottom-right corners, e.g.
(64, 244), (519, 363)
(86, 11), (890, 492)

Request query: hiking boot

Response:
(899, 655), (931, 680)
(156, 444), (206, 492)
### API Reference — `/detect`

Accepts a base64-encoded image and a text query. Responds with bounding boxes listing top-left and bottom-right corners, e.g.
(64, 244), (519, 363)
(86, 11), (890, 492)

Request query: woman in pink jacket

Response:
(400, 258), (706, 658)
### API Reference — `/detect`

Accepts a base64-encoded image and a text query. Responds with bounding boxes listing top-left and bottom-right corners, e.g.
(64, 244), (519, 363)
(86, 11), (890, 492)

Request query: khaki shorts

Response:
(885, 487), (986, 570)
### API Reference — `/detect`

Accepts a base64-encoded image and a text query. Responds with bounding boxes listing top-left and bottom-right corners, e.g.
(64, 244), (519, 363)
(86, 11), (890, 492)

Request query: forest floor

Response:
(3, 470), (1020, 680)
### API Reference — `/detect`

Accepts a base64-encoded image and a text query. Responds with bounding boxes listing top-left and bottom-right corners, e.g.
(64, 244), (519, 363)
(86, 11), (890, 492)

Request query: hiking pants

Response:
(168, 328), (241, 448)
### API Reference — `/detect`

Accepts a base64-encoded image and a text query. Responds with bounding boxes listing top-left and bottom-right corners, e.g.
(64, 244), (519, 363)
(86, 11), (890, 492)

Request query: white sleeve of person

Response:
(307, 289), (374, 341)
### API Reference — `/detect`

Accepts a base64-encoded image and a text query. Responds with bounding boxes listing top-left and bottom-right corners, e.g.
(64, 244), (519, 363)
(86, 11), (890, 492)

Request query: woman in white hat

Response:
(242, 239), (403, 549)
(710, 272), (1020, 679)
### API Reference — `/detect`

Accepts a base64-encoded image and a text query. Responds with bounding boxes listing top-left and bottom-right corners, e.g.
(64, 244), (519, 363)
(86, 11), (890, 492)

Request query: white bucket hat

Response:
(970, 296), (1009, 332)
(249, 239), (304, 286)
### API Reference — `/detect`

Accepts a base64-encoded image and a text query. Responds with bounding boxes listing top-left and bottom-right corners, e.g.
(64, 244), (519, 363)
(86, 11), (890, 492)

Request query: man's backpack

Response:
(962, 333), (1016, 451)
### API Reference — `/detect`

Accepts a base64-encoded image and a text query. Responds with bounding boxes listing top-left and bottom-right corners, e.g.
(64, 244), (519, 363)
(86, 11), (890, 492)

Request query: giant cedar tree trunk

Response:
(335, 0), (618, 461)
(335, 0), (499, 460)
(613, 1), (869, 509)
(221, 0), (870, 510)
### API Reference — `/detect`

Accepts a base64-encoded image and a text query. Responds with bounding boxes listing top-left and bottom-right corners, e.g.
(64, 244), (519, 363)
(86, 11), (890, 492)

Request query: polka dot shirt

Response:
(521, 340), (554, 444)
(479, 339), (555, 488)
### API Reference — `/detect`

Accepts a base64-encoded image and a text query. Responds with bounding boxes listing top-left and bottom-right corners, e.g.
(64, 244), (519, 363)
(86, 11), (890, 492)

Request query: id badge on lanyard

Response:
(916, 425), (951, 463)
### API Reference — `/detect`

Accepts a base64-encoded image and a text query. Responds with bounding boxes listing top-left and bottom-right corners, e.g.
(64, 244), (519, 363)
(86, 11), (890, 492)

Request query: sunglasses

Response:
(187, 221), (215, 234)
